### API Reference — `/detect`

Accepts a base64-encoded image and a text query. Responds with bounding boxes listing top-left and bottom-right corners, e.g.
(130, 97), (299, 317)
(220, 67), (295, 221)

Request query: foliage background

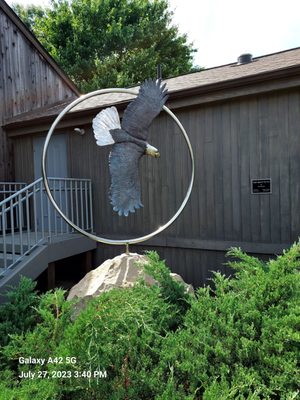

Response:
(13, 0), (199, 92)
(0, 247), (299, 399)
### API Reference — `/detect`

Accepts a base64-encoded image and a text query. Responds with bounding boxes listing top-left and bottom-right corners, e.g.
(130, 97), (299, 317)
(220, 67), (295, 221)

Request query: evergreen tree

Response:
(13, 0), (198, 92)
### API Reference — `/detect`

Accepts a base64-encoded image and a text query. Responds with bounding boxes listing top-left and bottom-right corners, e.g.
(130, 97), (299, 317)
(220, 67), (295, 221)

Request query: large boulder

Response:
(67, 253), (193, 313)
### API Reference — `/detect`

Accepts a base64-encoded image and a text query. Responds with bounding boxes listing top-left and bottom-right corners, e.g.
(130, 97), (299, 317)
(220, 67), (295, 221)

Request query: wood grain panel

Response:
(11, 79), (300, 287)
(13, 134), (34, 183)
(0, 6), (76, 180)
(288, 92), (300, 241)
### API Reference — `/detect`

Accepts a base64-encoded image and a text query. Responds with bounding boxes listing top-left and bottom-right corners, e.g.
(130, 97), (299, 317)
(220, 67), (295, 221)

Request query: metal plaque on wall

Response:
(251, 179), (272, 194)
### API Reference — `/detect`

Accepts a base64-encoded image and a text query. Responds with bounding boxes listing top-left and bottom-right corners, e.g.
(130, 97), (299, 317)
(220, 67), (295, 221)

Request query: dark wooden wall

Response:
(11, 87), (300, 287)
(64, 88), (300, 286)
(0, 4), (77, 181)
(13, 135), (34, 182)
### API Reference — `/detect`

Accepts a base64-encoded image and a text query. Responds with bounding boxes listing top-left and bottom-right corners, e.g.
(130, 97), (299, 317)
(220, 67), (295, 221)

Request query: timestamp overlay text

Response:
(18, 356), (107, 382)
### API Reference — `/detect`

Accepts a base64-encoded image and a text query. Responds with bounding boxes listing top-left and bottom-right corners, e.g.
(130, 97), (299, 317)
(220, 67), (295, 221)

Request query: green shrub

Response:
(2, 288), (73, 368)
(0, 248), (299, 399)
(0, 369), (60, 400)
(143, 251), (192, 327)
(0, 276), (39, 348)
(0, 286), (67, 399)
(55, 285), (178, 399)
(153, 244), (300, 399)
(1, 256), (184, 400)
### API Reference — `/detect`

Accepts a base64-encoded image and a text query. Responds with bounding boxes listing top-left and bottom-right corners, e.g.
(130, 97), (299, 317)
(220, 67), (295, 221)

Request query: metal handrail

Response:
(0, 177), (93, 276)
(0, 182), (27, 203)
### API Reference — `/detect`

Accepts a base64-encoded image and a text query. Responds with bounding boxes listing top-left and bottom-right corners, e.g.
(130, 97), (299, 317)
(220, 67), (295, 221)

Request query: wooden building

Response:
(0, 0), (79, 181)
(5, 47), (300, 287)
(0, 0), (96, 297)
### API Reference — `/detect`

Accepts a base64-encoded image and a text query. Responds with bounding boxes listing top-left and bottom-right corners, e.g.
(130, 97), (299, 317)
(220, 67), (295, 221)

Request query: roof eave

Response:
(170, 64), (300, 99)
(5, 63), (300, 134)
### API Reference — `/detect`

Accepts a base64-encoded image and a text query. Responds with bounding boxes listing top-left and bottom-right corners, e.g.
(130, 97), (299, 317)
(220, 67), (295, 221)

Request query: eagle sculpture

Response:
(92, 79), (168, 216)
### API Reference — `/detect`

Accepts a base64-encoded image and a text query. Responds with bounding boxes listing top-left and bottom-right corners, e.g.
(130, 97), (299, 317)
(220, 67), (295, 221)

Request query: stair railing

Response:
(0, 182), (27, 201)
(0, 177), (93, 276)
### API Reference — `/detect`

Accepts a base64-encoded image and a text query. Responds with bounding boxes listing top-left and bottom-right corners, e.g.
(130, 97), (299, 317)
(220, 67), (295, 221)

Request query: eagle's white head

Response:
(145, 143), (160, 158)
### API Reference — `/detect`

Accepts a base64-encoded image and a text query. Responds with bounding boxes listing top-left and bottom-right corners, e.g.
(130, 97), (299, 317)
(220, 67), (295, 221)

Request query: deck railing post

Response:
(84, 180), (88, 230)
(80, 180), (84, 230)
(2, 204), (7, 270)
(75, 180), (79, 227)
(59, 179), (63, 234)
(53, 179), (58, 236)
(47, 182), (52, 243)
(26, 190), (30, 252)
(89, 180), (94, 233)
(10, 198), (15, 264)
(70, 180), (74, 232)
(33, 185), (38, 244)
(18, 193), (23, 256)
(40, 180), (45, 240)
(65, 179), (69, 233)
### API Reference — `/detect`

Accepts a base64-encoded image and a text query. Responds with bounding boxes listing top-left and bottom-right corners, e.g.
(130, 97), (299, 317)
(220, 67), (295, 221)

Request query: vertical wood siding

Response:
(0, 8), (76, 180)
(13, 134), (34, 182)
(13, 88), (300, 286)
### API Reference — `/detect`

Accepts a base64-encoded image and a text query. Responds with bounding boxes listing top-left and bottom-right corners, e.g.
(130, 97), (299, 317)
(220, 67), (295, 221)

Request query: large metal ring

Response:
(42, 88), (194, 245)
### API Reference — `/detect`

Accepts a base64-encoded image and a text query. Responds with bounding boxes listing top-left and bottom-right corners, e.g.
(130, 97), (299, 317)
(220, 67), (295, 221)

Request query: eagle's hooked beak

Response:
(145, 143), (160, 158)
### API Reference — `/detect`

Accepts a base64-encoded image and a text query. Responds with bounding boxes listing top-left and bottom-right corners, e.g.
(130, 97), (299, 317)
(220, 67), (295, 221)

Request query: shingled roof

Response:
(167, 47), (300, 91)
(5, 47), (300, 128)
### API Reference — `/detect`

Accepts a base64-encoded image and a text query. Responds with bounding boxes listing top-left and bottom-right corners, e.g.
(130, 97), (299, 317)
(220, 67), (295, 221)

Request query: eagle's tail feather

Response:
(112, 200), (143, 217)
(92, 106), (121, 146)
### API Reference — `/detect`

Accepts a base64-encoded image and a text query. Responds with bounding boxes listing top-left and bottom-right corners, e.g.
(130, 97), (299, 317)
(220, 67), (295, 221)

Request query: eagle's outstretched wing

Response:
(109, 142), (144, 216)
(92, 106), (120, 146)
(121, 79), (168, 140)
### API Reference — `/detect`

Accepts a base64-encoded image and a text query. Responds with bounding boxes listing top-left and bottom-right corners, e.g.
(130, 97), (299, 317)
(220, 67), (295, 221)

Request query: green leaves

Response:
(0, 246), (299, 398)
(154, 244), (300, 398)
(0, 276), (39, 348)
(13, 0), (198, 92)
(55, 286), (176, 398)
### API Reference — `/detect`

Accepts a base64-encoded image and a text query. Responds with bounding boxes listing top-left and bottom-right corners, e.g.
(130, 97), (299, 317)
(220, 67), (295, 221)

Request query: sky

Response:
(5, 0), (300, 69)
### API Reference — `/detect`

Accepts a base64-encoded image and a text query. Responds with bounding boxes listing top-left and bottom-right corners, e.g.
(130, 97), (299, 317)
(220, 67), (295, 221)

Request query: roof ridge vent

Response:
(237, 53), (253, 65)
